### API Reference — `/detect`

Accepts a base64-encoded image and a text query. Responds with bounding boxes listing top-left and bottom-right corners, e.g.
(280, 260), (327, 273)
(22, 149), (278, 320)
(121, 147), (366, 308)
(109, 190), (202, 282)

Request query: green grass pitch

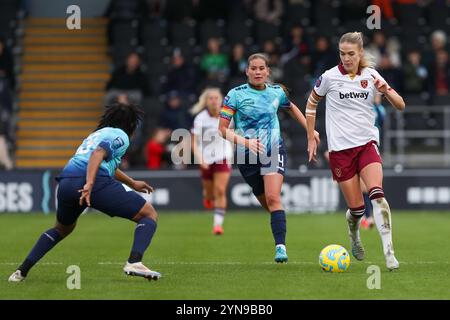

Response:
(1, 211), (449, 299)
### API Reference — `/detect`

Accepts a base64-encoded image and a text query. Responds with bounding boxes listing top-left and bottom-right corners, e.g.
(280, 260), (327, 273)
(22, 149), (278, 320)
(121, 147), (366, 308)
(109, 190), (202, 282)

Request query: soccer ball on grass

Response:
(319, 244), (350, 273)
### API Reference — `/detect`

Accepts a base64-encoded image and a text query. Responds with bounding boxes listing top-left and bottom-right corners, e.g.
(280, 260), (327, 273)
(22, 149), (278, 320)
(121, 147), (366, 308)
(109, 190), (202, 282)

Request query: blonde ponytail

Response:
(190, 88), (222, 115)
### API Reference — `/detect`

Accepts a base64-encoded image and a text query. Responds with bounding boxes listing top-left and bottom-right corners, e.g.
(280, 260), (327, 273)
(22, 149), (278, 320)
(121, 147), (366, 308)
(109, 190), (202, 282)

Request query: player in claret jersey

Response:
(305, 32), (405, 270)
(9, 103), (161, 282)
(191, 88), (234, 235)
(219, 53), (320, 263)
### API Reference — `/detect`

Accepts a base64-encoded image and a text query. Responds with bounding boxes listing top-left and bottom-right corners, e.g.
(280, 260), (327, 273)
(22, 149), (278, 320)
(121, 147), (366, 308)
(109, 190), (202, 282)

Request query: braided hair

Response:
(95, 103), (145, 136)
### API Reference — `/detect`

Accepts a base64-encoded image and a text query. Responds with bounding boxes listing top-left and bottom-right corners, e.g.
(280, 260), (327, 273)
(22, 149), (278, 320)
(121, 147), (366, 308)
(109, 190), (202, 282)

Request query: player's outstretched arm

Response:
(285, 102), (307, 129)
(115, 169), (154, 193)
(372, 74), (405, 111)
(305, 91), (323, 162)
(218, 117), (265, 155)
(79, 146), (107, 206)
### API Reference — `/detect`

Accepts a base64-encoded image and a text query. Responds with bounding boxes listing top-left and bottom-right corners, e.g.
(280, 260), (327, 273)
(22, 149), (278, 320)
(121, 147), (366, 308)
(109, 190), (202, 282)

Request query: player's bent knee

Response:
(133, 202), (158, 222)
(54, 222), (76, 238)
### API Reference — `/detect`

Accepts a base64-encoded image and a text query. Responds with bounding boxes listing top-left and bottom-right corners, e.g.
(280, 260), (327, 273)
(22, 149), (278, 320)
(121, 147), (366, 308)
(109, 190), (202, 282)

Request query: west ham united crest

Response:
(315, 76), (322, 88)
(360, 80), (368, 88)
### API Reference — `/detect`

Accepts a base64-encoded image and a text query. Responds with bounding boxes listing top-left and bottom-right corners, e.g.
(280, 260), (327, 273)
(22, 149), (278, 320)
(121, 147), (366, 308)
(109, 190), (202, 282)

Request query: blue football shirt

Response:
(220, 83), (291, 154)
(61, 127), (129, 177)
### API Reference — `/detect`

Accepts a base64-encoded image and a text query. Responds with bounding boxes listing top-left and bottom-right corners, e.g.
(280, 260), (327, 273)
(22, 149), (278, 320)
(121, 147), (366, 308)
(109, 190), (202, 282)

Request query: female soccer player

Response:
(219, 53), (320, 263)
(191, 88), (233, 235)
(9, 103), (161, 282)
(305, 32), (405, 270)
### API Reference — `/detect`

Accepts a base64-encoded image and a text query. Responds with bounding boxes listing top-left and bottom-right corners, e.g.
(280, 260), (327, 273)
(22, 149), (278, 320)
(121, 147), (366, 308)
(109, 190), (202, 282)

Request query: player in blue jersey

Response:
(8, 103), (161, 282)
(219, 53), (320, 263)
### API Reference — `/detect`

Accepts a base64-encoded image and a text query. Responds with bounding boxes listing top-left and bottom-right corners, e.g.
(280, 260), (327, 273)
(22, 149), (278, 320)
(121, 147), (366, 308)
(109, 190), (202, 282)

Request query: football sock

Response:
(128, 217), (157, 264)
(18, 228), (62, 277)
(347, 206), (365, 240)
(213, 208), (225, 227)
(369, 187), (394, 256)
(270, 210), (286, 245)
(363, 193), (372, 218)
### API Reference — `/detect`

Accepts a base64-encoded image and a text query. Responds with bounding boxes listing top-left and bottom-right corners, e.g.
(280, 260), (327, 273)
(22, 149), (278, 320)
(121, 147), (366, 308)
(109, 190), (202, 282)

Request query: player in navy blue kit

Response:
(219, 53), (320, 263)
(9, 103), (161, 282)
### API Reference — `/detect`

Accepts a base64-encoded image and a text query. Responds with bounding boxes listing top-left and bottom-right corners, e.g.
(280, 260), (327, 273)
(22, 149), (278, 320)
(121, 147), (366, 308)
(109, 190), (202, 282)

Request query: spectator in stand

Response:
(429, 49), (450, 97)
(158, 90), (192, 131)
(251, 0), (284, 23)
(0, 111), (13, 170)
(423, 30), (448, 70)
(0, 38), (15, 115)
(105, 52), (149, 105)
(402, 49), (429, 95)
(280, 25), (310, 66)
(365, 30), (401, 69)
(145, 128), (171, 170)
(311, 35), (336, 80)
(0, 38), (15, 164)
(262, 40), (283, 82)
(164, 48), (198, 97)
(229, 43), (247, 79)
(0, 38), (15, 91)
(200, 37), (229, 85)
(378, 53), (402, 93)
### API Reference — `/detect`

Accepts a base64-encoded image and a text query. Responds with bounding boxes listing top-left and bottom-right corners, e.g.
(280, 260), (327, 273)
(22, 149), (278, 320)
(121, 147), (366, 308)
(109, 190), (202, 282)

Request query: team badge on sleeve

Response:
(224, 95), (230, 104)
(360, 80), (368, 89)
(315, 76), (322, 88)
(112, 137), (125, 149)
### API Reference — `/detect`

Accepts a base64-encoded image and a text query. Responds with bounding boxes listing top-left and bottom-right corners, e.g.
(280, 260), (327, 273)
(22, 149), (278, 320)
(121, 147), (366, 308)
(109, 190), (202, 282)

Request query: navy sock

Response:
(19, 228), (62, 276)
(128, 217), (157, 263)
(363, 193), (372, 218)
(270, 210), (286, 246)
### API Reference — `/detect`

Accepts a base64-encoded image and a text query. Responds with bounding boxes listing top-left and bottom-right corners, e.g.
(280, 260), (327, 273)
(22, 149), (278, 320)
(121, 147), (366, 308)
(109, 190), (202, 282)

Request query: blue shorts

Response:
(237, 145), (287, 197)
(56, 176), (147, 226)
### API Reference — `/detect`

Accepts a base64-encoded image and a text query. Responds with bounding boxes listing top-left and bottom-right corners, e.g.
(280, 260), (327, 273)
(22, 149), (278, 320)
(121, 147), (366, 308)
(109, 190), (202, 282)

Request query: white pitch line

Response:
(97, 261), (448, 266)
(0, 262), (64, 265)
(1, 261), (449, 266)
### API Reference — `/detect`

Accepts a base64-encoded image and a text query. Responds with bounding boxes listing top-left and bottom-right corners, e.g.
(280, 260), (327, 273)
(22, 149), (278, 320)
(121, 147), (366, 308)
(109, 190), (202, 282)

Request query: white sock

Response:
(371, 197), (395, 256)
(214, 208), (225, 227)
(346, 209), (362, 241)
(276, 244), (286, 251)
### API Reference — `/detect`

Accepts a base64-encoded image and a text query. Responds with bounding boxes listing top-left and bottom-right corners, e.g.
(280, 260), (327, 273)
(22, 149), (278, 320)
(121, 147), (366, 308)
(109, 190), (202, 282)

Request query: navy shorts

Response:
(56, 176), (147, 226)
(237, 145), (287, 197)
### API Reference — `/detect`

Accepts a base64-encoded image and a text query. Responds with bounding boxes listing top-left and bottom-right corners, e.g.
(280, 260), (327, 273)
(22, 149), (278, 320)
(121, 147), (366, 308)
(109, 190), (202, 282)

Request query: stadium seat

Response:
(254, 21), (280, 45)
(143, 43), (170, 62)
(111, 20), (139, 46)
(169, 21), (196, 46)
(313, 0), (340, 35)
(427, 1), (450, 31)
(404, 94), (428, 106)
(227, 19), (253, 46)
(140, 20), (168, 45)
(396, 3), (426, 28)
(199, 19), (225, 45)
(432, 94), (450, 107)
(285, 1), (312, 28)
